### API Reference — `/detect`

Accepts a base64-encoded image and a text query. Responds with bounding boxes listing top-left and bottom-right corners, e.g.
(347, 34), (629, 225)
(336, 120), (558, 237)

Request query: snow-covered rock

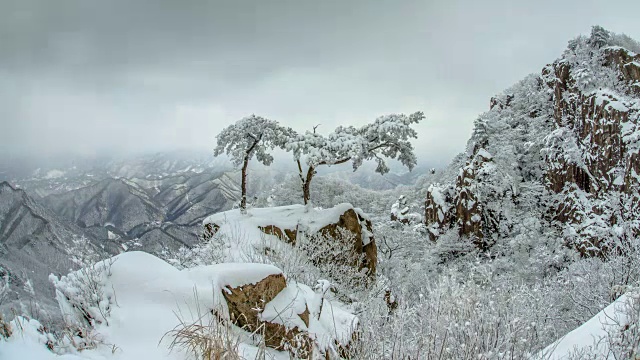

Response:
(203, 203), (378, 276)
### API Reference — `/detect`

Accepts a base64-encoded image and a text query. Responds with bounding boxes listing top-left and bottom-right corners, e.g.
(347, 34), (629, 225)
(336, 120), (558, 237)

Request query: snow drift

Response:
(0, 251), (357, 359)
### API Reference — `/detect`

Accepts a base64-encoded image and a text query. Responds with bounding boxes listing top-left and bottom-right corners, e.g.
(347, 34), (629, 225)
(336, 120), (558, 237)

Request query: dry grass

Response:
(0, 314), (11, 339)
(163, 306), (243, 360)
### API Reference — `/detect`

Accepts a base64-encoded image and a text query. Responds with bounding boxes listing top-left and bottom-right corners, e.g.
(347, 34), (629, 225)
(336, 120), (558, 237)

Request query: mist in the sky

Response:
(1, 0), (639, 167)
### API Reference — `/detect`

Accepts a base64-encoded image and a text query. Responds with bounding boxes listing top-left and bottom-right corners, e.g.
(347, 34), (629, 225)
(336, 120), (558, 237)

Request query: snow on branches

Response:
(214, 115), (294, 168)
(287, 112), (425, 204)
(288, 112), (423, 172)
(212, 112), (424, 206)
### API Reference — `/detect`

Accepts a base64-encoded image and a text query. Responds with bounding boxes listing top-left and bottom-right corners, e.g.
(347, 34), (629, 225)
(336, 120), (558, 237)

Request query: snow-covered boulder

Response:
(216, 264), (311, 353)
(390, 195), (422, 225)
(203, 203), (378, 277)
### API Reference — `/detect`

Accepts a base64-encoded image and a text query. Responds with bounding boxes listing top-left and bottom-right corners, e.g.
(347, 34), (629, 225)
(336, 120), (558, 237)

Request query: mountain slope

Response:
(37, 165), (240, 256)
(0, 181), (113, 318)
(43, 178), (164, 234)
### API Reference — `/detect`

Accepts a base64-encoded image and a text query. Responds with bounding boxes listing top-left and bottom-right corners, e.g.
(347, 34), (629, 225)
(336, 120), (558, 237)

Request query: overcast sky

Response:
(1, 0), (639, 166)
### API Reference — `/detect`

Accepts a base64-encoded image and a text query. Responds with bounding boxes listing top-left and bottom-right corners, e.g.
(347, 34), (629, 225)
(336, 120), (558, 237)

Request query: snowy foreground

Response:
(1, 204), (637, 359)
(2, 247), (635, 360)
(0, 251), (355, 359)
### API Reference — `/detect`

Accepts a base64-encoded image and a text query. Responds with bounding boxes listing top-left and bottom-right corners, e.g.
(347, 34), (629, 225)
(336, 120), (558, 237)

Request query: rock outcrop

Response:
(203, 204), (378, 277)
(424, 150), (493, 249)
(541, 31), (640, 254)
(390, 195), (422, 225)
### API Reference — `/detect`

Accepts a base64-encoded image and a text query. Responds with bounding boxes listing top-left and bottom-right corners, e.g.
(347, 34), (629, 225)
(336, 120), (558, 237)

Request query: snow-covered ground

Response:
(1, 248), (356, 360)
(538, 291), (639, 359)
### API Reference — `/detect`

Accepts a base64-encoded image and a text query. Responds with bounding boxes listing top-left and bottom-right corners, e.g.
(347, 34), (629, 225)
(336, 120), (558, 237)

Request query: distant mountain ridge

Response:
(0, 181), (114, 319)
(43, 178), (164, 234)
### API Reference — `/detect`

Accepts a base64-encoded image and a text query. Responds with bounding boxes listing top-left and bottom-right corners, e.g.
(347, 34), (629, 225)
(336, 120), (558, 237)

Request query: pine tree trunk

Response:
(303, 166), (314, 205)
(241, 157), (249, 211)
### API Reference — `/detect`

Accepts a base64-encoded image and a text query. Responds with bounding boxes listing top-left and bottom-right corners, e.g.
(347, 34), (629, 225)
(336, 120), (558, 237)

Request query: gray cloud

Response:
(1, 0), (639, 166)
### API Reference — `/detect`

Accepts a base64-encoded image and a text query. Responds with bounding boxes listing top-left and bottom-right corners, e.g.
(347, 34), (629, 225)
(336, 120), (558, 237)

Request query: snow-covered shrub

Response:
(489, 216), (574, 282)
(0, 316), (57, 354)
(50, 258), (115, 328)
(169, 216), (260, 269)
(351, 271), (551, 359)
(49, 257), (116, 351)
(0, 271), (9, 307)
(171, 231), (229, 269)
(606, 292), (640, 360)
(609, 32), (640, 54)
(297, 228), (369, 293)
(18, 277), (49, 324)
(348, 211), (639, 359)
(428, 227), (475, 264)
(548, 245), (640, 329)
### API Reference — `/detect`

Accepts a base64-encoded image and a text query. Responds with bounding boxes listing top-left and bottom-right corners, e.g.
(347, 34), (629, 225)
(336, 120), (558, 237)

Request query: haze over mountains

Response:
(0, 150), (426, 319)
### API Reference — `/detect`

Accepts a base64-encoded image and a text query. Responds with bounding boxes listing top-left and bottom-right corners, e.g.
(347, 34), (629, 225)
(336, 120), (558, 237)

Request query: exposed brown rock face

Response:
(542, 46), (640, 254)
(424, 154), (490, 248)
(362, 241), (377, 276)
(222, 273), (286, 329)
(221, 273), (311, 354)
(604, 47), (640, 96)
(258, 225), (297, 244)
(319, 209), (377, 277)
(424, 187), (453, 242)
(455, 162), (483, 243)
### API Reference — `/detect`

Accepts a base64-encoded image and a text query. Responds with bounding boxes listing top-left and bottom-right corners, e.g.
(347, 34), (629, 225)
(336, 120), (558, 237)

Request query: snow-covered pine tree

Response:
(286, 112), (424, 205)
(214, 115), (296, 211)
(588, 25), (610, 49)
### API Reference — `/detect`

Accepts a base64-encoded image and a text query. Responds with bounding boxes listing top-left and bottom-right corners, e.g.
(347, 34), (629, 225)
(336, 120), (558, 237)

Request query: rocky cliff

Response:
(425, 27), (640, 256)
